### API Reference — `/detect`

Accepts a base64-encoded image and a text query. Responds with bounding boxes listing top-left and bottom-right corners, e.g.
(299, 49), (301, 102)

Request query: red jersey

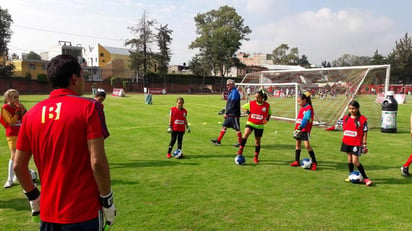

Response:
(248, 101), (270, 125)
(295, 104), (314, 132)
(0, 104), (23, 137)
(16, 89), (109, 224)
(170, 107), (187, 132)
(342, 115), (368, 146)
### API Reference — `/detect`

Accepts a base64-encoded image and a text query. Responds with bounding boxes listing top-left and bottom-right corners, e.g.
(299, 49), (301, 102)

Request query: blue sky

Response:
(1, 0), (411, 65)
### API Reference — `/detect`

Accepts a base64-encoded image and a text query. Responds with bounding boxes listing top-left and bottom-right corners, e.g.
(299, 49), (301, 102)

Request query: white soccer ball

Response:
(349, 171), (364, 183)
(300, 158), (312, 169)
(173, 149), (183, 159)
(234, 155), (245, 165)
(29, 169), (38, 183)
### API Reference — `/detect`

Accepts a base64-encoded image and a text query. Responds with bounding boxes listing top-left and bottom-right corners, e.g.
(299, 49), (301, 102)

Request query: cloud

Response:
(241, 7), (396, 65)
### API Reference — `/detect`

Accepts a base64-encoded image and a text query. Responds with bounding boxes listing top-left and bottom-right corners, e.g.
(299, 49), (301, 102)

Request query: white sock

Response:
(7, 159), (14, 182)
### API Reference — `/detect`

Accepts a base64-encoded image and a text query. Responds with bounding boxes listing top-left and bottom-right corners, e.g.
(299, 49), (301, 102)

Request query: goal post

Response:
(236, 65), (391, 129)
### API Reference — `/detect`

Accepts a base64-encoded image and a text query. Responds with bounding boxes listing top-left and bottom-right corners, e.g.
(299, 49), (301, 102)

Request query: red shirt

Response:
(0, 104), (23, 136)
(342, 115), (367, 146)
(295, 104), (314, 132)
(170, 107), (187, 132)
(248, 101), (270, 125)
(17, 89), (109, 224)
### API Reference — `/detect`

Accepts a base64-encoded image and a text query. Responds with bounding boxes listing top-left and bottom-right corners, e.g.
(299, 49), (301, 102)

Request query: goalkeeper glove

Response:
(186, 126), (191, 133)
(24, 187), (40, 223)
(167, 125), (172, 133)
(293, 129), (302, 140)
(100, 191), (116, 227)
(362, 144), (368, 154)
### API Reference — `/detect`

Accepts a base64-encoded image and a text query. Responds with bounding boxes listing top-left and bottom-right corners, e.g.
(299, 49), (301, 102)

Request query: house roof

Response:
(102, 45), (133, 55)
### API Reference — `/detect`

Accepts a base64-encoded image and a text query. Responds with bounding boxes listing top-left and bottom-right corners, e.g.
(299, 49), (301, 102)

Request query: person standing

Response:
(340, 100), (372, 186)
(211, 79), (242, 147)
(14, 55), (116, 230)
(236, 89), (271, 163)
(290, 92), (318, 171)
(167, 97), (190, 158)
(0, 89), (26, 188)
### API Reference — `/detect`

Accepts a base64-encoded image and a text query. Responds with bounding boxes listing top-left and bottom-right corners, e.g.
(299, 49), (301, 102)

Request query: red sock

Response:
(236, 131), (242, 144)
(217, 129), (226, 142)
(404, 154), (412, 167)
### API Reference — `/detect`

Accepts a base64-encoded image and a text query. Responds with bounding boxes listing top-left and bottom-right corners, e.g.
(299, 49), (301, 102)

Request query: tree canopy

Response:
(189, 5), (251, 77)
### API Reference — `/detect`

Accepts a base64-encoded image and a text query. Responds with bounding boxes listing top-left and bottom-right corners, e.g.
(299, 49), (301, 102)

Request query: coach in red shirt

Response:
(14, 55), (116, 230)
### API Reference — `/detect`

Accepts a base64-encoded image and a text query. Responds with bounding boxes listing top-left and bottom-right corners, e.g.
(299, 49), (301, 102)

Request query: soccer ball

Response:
(29, 169), (38, 183)
(300, 158), (312, 169)
(349, 171), (364, 183)
(173, 149), (183, 159)
(234, 155), (245, 165)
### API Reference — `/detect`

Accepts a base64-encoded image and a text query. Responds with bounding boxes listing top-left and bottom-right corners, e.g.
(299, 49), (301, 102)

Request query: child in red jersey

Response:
(340, 100), (372, 186)
(167, 97), (190, 158)
(236, 89), (271, 163)
(290, 92), (318, 170)
(1, 89), (26, 188)
(401, 112), (412, 176)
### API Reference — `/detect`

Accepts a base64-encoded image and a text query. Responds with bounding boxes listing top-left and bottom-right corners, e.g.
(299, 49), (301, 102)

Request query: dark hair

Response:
(299, 92), (312, 106)
(256, 89), (268, 101)
(47, 55), (82, 89)
(95, 91), (106, 98)
(176, 97), (184, 103)
(345, 100), (361, 127)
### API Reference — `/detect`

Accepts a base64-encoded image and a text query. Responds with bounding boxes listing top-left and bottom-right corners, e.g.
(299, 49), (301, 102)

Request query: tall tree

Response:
(156, 24), (173, 87)
(370, 49), (386, 65)
(189, 5), (251, 79)
(331, 54), (371, 67)
(271, 44), (300, 65)
(0, 6), (14, 77)
(125, 10), (156, 87)
(387, 33), (412, 84)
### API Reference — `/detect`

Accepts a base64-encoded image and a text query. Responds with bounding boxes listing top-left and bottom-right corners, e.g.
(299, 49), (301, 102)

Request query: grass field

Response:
(1, 93), (412, 230)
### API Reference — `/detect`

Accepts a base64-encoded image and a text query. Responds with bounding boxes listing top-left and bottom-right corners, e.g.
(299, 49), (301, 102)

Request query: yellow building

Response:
(8, 59), (48, 79)
(92, 44), (134, 80)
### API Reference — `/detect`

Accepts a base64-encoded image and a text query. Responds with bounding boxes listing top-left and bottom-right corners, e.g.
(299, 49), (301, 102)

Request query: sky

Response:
(1, 0), (411, 66)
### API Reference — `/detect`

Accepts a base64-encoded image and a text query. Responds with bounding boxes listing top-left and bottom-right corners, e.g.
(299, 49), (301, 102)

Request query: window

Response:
(100, 53), (104, 57)
(41, 64), (46, 70)
(29, 64), (36, 70)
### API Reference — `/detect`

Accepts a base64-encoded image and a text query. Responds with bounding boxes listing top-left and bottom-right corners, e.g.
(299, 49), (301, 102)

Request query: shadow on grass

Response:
(110, 160), (199, 169)
(371, 176), (412, 185)
(0, 198), (30, 211)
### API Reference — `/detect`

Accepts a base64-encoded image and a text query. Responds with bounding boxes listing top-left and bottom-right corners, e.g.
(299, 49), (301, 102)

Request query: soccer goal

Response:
(236, 65), (391, 129)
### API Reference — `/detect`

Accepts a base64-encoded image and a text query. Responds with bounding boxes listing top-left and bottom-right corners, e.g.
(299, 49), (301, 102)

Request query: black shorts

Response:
(245, 125), (264, 138)
(340, 142), (362, 156)
(296, 132), (310, 141)
(222, 116), (240, 131)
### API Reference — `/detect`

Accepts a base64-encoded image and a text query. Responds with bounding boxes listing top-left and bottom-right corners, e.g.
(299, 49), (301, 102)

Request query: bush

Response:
(37, 74), (48, 83)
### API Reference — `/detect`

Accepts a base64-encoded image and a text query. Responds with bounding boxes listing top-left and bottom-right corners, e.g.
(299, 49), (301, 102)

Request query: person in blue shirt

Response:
(211, 79), (242, 147)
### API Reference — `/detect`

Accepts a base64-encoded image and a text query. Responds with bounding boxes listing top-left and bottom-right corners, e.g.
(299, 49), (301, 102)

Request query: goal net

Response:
(236, 65), (390, 129)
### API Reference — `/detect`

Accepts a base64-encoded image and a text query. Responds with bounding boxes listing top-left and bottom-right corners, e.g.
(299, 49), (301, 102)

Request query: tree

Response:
(370, 49), (386, 65)
(331, 54), (371, 67)
(24, 51), (42, 60)
(387, 33), (412, 84)
(125, 10), (156, 87)
(189, 5), (251, 79)
(0, 7), (13, 62)
(156, 24), (173, 87)
(271, 44), (300, 65)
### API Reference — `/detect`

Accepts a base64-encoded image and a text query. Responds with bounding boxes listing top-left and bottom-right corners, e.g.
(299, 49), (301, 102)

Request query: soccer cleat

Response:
(210, 139), (221, 146)
(233, 143), (241, 148)
(401, 166), (409, 176)
(236, 149), (243, 155)
(253, 156), (259, 163)
(3, 180), (13, 188)
(364, 178), (373, 186)
(310, 163), (317, 171)
(290, 161), (299, 167)
(167, 153), (172, 159)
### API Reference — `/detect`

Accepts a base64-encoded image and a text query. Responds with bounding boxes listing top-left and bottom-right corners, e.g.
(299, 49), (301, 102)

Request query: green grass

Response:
(1, 93), (412, 230)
